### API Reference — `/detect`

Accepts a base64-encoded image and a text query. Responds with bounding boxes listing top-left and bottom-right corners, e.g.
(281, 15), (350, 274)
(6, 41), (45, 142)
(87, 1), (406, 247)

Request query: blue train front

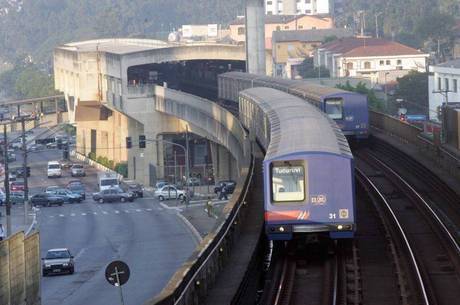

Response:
(264, 152), (355, 240)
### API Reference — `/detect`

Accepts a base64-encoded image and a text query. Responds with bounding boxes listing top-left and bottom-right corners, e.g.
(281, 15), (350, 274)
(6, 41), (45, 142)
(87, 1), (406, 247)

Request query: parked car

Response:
(214, 180), (237, 195)
(46, 142), (57, 149)
(70, 164), (85, 177)
(46, 188), (82, 203)
(154, 185), (186, 201)
(67, 179), (83, 187)
(11, 166), (30, 178)
(7, 150), (16, 162)
(0, 189), (5, 205)
(42, 248), (74, 276)
(10, 191), (26, 204)
(92, 187), (134, 203)
(31, 193), (64, 207)
(10, 181), (25, 192)
(67, 184), (86, 200)
(120, 180), (144, 198)
(29, 143), (45, 151)
(154, 181), (168, 190)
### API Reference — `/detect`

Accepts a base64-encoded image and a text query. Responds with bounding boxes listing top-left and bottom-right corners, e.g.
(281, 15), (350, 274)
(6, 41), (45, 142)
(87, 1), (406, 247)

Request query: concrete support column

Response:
(55, 98), (60, 124)
(246, 0), (266, 75)
(217, 145), (231, 181)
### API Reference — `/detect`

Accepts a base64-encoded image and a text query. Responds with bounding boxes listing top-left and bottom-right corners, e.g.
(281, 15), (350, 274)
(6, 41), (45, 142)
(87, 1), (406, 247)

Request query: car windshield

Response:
(69, 185), (84, 191)
(72, 165), (83, 169)
(46, 250), (70, 259)
(48, 164), (60, 169)
(101, 179), (118, 186)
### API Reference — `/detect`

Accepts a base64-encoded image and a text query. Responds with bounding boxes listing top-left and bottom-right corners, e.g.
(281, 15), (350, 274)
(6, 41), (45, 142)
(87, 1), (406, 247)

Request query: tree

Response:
(394, 71), (429, 115)
(297, 58), (330, 79)
(336, 81), (384, 111)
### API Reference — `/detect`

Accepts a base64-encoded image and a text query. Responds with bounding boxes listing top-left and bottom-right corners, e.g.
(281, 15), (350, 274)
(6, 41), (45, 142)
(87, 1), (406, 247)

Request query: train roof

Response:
(240, 87), (352, 160)
(219, 71), (363, 100)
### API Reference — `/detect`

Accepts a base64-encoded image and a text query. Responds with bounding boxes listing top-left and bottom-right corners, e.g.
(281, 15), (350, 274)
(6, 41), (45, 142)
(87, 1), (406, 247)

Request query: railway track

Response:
(355, 149), (460, 305)
(368, 138), (460, 245)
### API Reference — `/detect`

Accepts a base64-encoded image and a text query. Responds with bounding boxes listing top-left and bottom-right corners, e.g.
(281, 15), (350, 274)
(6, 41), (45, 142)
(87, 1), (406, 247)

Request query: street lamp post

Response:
(384, 72), (390, 111)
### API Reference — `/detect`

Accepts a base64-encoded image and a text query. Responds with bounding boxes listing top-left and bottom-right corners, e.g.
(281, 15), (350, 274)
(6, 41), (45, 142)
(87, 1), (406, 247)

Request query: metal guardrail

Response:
(146, 156), (254, 305)
(369, 110), (460, 180)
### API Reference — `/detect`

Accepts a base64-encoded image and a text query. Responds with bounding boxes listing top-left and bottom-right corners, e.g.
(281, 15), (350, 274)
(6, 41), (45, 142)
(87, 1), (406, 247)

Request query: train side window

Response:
(271, 161), (306, 203)
(325, 98), (344, 120)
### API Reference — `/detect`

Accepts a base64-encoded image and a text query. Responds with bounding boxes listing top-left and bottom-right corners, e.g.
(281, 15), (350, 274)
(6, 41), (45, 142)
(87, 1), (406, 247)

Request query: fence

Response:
(0, 232), (41, 305)
(369, 110), (460, 180)
(70, 151), (123, 181)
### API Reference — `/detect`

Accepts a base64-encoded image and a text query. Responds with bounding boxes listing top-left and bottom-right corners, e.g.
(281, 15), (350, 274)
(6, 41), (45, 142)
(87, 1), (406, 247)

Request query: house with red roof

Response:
(314, 37), (429, 84)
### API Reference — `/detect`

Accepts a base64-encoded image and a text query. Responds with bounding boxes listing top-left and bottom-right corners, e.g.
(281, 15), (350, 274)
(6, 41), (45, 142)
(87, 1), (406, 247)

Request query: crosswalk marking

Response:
(45, 207), (169, 218)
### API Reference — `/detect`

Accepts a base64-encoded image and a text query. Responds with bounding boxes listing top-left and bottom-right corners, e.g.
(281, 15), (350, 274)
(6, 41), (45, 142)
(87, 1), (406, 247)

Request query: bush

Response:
(88, 152), (96, 160)
(114, 163), (128, 178)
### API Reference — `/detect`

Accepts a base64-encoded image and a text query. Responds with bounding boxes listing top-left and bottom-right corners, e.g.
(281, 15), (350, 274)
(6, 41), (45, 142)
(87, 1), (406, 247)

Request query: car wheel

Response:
(59, 203), (63, 206)
(42, 270), (47, 277)
(178, 194), (184, 200)
(70, 266), (74, 274)
(98, 198), (104, 204)
(158, 195), (164, 201)
(120, 197), (126, 203)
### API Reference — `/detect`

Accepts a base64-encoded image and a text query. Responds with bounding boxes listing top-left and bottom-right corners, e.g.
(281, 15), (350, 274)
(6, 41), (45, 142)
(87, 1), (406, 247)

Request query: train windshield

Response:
(271, 162), (306, 203)
(325, 98), (343, 120)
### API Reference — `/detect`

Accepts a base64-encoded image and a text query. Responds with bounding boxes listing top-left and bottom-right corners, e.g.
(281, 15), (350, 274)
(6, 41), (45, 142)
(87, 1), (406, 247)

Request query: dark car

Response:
(10, 181), (25, 192)
(11, 167), (31, 178)
(67, 184), (86, 200)
(10, 191), (26, 204)
(46, 188), (82, 203)
(31, 193), (64, 207)
(42, 248), (74, 276)
(214, 180), (237, 194)
(120, 180), (143, 198)
(92, 187), (134, 203)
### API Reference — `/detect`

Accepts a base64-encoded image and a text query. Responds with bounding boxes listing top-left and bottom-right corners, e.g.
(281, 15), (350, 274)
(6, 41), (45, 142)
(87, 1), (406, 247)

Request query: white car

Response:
(154, 185), (186, 201)
(47, 161), (62, 178)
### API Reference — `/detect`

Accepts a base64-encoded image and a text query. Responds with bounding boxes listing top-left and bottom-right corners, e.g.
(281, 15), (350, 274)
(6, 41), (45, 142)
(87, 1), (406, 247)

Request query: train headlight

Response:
(279, 226), (285, 232)
(337, 225), (344, 230)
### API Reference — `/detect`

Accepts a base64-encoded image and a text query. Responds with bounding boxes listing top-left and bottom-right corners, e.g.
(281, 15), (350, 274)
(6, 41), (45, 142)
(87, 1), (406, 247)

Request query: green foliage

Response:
(114, 163), (128, 178)
(336, 81), (384, 111)
(0, 0), (245, 65)
(88, 152), (96, 161)
(297, 58), (330, 79)
(337, 0), (458, 55)
(323, 35), (338, 43)
(394, 71), (429, 115)
(62, 124), (76, 136)
(0, 63), (56, 99)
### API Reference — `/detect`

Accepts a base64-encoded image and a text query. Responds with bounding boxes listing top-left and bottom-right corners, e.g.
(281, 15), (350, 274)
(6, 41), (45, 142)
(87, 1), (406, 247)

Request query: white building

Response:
(315, 37), (429, 85)
(428, 59), (460, 121)
(265, 0), (330, 15)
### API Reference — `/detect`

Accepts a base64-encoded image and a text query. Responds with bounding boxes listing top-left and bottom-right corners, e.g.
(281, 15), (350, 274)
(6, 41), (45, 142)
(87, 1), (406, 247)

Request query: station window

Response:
(379, 60), (384, 66)
(453, 79), (458, 93)
(237, 27), (245, 35)
(271, 161), (306, 203)
(438, 77), (442, 90)
(325, 98), (344, 120)
(445, 78), (449, 91)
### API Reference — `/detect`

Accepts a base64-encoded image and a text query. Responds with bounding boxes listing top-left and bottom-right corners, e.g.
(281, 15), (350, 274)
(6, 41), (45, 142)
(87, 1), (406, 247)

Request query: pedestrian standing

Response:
(0, 223), (5, 241)
(219, 185), (228, 200)
(205, 196), (213, 217)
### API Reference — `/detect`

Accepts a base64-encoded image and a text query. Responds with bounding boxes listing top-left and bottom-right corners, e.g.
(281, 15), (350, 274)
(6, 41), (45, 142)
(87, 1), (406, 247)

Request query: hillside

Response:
(0, 0), (245, 66)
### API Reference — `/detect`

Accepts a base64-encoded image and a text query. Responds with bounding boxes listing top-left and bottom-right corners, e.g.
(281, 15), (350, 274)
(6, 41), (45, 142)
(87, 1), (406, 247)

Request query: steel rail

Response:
(355, 167), (430, 305)
(366, 152), (460, 255)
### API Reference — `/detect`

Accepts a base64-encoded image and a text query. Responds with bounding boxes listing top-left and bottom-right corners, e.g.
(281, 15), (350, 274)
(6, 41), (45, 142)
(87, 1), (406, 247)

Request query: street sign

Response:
(105, 260), (130, 287)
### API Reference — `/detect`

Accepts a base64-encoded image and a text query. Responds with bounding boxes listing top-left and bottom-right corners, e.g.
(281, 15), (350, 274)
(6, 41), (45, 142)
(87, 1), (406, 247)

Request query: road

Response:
(10, 147), (198, 305)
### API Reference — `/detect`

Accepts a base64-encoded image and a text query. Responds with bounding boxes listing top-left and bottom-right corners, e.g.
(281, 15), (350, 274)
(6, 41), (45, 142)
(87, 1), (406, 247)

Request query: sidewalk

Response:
(0, 203), (36, 237)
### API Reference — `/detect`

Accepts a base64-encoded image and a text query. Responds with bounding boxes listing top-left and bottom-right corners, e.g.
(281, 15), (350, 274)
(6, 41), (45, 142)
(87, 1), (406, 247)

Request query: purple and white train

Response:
(219, 72), (369, 139)
(239, 87), (355, 240)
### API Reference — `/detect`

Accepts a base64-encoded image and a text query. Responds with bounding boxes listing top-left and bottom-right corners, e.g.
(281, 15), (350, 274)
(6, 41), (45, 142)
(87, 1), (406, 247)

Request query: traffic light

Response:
(139, 135), (146, 149)
(126, 137), (132, 149)
(26, 166), (31, 177)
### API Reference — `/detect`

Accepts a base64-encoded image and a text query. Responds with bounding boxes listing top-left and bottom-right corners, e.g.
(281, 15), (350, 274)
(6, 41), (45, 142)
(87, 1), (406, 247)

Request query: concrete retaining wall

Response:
(70, 150), (123, 181)
(0, 232), (40, 305)
(370, 110), (460, 180)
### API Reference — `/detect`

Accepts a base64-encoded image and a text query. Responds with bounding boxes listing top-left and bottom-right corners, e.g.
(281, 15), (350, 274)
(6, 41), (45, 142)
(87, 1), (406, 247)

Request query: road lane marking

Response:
(115, 210), (120, 214)
(81, 213), (86, 216)
(146, 208), (152, 211)
(59, 214), (65, 217)
(135, 209), (141, 212)
(159, 202), (182, 212)
(70, 213), (76, 217)
(102, 211), (108, 215)
(124, 210), (130, 213)
(93, 212), (97, 215)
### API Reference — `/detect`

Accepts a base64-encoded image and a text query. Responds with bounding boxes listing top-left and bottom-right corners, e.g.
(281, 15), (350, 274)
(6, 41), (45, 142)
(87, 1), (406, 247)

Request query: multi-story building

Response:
(272, 28), (353, 77)
(428, 60), (460, 121)
(314, 37), (429, 84)
(265, 0), (330, 15)
(229, 14), (334, 47)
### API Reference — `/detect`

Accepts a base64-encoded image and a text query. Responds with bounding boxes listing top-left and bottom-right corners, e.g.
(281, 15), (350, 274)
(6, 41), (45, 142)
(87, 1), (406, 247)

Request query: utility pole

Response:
(185, 126), (190, 206)
(21, 118), (29, 222)
(375, 12), (382, 38)
(3, 124), (11, 236)
(433, 88), (453, 143)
